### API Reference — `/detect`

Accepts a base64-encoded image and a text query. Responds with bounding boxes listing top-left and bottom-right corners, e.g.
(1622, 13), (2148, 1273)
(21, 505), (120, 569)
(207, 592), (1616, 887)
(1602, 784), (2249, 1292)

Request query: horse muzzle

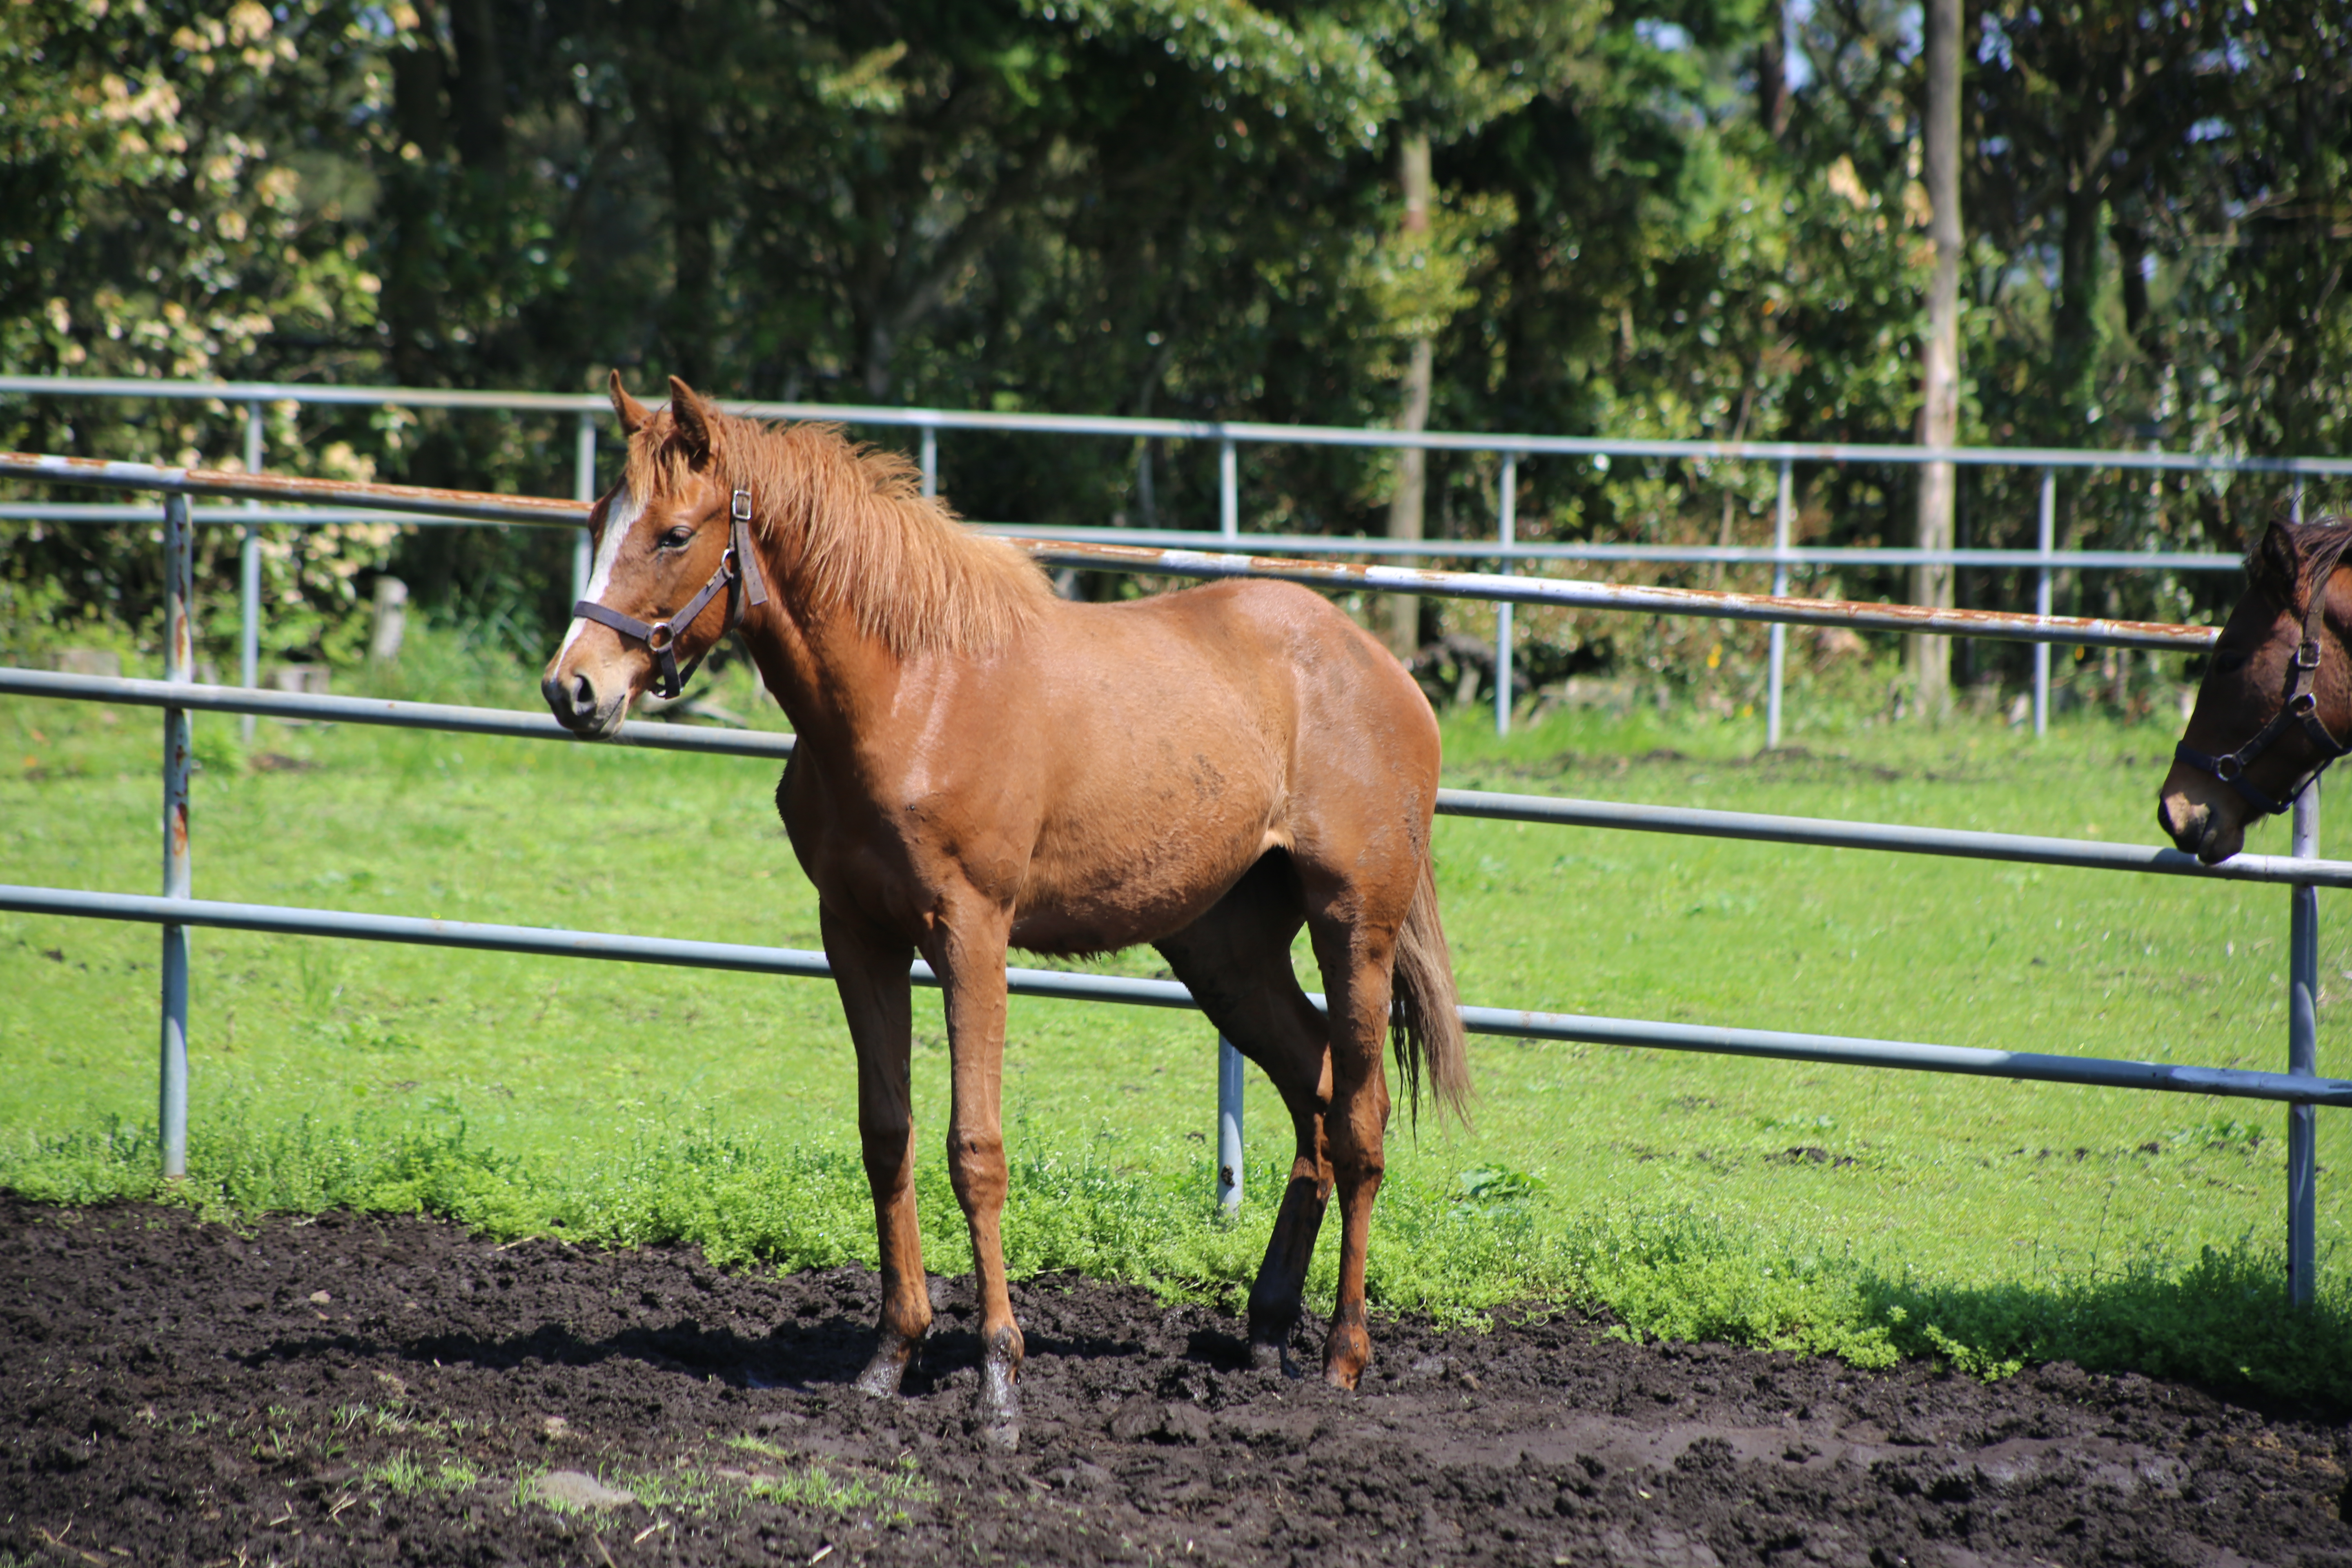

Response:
(2157, 768), (2246, 865)
(541, 666), (631, 739)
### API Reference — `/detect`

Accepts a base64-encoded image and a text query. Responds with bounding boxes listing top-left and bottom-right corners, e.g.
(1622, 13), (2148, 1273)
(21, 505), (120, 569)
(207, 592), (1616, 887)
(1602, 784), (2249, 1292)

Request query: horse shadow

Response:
(238, 1308), (1162, 1395)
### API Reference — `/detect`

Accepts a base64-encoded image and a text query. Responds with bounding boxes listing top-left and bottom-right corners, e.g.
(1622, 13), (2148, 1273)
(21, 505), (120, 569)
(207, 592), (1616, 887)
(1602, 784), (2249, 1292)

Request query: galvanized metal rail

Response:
(5, 885), (2345, 1111)
(7, 666), (2343, 889)
(1024, 541), (2214, 653)
(7, 373), (2349, 476)
(0, 668), (796, 760)
(0, 453), (2218, 655)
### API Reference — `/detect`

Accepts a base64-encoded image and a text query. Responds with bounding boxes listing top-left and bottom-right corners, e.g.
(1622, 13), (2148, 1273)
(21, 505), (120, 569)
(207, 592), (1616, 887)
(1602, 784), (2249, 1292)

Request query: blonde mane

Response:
(627, 408), (1051, 657)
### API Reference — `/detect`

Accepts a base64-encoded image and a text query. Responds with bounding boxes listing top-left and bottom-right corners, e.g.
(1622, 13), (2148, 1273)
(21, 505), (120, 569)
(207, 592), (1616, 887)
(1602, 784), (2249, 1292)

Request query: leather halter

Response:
(571, 486), (771, 700)
(2173, 533), (2352, 817)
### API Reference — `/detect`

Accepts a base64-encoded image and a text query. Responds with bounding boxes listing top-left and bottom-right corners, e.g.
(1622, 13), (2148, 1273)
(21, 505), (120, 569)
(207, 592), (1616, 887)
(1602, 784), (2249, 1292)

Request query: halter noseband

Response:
(571, 486), (771, 700)
(2173, 534), (2352, 817)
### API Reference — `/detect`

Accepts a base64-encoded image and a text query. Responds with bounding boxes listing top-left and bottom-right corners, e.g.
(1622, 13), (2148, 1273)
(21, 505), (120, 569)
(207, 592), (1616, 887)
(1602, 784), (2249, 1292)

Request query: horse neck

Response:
(731, 550), (908, 747)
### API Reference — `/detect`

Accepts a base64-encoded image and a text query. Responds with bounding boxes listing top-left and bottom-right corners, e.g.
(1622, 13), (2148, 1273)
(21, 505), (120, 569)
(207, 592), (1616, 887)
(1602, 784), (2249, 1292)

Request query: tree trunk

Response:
(2052, 180), (2105, 423)
(1907, 0), (1962, 713)
(1757, 0), (1791, 141)
(385, 0), (449, 386)
(657, 4), (714, 388)
(1385, 132), (1434, 662)
(446, 0), (507, 175)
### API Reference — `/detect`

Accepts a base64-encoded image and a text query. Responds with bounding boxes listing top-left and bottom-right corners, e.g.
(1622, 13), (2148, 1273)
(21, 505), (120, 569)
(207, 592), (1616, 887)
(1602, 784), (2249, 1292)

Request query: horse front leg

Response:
(822, 905), (932, 1398)
(927, 909), (1025, 1450)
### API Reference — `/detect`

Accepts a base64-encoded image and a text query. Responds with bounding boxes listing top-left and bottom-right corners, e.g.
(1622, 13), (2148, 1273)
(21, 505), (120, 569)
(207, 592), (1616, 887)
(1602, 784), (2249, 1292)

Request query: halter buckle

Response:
(2298, 638), (2324, 670)
(2213, 754), (2243, 782)
(731, 487), (753, 523)
(645, 620), (676, 653)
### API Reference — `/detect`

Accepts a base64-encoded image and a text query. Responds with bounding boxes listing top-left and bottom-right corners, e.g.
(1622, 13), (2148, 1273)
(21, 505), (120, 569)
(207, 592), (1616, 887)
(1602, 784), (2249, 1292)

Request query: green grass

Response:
(3, 621), (2348, 1404)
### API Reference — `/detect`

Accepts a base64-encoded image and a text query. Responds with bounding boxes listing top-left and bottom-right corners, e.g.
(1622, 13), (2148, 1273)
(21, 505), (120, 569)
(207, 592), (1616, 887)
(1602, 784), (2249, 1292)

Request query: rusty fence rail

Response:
(6, 374), (2336, 745)
(0, 459), (2334, 1305)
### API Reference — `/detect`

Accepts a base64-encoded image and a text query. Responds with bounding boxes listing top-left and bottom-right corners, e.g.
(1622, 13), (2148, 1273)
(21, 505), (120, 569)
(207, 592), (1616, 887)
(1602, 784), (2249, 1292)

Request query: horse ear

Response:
(608, 370), (653, 436)
(668, 376), (718, 469)
(2250, 521), (2302, 603)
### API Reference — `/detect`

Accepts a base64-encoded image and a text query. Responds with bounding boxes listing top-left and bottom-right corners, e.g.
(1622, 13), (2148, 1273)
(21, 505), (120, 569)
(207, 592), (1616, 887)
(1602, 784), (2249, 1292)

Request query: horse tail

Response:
(1389, 849), (1472, 1128)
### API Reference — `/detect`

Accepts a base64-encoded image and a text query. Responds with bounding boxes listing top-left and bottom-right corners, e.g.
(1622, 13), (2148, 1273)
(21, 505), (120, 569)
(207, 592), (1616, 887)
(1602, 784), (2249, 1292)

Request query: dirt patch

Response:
(3, 1196), (2347, 1567)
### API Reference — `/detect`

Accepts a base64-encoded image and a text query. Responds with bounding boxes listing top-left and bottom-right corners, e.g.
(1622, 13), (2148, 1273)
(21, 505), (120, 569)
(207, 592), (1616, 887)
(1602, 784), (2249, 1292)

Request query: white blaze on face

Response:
(556, 483), (645, 661)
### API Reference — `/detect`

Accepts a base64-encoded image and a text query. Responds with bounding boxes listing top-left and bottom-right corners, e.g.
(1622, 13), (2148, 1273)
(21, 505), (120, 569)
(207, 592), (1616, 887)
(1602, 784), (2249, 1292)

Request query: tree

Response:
(1908, 0), (1961, 708)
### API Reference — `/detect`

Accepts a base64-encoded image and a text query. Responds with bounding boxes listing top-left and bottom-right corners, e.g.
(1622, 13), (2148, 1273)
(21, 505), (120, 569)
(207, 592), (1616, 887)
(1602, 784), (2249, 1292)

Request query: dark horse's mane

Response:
(626, 406), (1052, 658)
(2262, 515), (2352, 605)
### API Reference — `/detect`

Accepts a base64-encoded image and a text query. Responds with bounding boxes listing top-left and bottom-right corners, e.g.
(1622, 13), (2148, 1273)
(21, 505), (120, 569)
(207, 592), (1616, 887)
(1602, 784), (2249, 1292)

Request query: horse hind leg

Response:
(1152, 851), (1332, 1373)
(1303, 886), (1403, 1391)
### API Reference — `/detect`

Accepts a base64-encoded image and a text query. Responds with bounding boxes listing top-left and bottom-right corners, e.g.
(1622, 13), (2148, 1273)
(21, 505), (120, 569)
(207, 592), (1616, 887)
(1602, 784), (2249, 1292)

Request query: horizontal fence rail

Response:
(1027, 541), (2215, 653)
(0, 454), (2219, 653)
(5, 884), (2345, 1111)
(989, 525), (2244, 572)
(0, 668), (795, 760)
(5, 374), (2347, 475)
(0, 503), (2245, 574)
(6, 666), (2341, 889)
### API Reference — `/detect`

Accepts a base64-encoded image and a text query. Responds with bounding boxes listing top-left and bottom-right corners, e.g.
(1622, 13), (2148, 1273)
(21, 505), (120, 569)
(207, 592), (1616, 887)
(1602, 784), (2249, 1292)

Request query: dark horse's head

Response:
(2160, 517), (2352, 863)
(543, 372), (751, 738)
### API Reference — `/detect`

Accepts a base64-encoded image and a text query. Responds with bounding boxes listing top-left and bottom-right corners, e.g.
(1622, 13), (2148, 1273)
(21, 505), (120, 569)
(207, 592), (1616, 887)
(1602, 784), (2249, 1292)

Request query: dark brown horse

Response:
(2161, 517), (2352, 861)
(542, 375), (1470, 1448)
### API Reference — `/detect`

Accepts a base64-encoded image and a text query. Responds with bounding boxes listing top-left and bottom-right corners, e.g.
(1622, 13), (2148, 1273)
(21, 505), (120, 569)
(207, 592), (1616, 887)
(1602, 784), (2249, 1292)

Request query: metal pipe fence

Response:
(4, 375), (2329, 745)
(0, 456), (2337, 1305)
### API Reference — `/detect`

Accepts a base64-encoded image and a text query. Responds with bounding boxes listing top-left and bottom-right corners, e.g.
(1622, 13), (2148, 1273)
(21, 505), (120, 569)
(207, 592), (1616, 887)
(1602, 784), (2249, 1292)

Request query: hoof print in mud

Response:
(1108, 1394), (1211, 1445)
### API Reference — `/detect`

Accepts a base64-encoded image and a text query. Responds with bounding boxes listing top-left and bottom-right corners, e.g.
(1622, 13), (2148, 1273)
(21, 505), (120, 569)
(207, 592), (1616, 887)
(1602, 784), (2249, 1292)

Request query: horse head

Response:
(2160, 518), (2352, 863)
(542, 372), (762, 737)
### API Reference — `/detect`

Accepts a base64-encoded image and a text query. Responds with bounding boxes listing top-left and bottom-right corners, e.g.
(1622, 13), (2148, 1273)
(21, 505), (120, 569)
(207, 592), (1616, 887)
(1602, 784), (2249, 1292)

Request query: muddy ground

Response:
(3, 1198), (2348, 1567)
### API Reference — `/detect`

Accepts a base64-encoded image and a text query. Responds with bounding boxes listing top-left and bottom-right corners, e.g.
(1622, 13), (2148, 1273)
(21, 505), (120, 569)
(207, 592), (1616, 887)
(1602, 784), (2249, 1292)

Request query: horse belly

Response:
(1009, 778), (1279, 956)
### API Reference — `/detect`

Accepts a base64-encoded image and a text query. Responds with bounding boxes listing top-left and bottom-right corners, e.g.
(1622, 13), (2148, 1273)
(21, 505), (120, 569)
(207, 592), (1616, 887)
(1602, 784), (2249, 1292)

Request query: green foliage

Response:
(7, 0), (2343, 699)
(364, 1449), (479, 1496)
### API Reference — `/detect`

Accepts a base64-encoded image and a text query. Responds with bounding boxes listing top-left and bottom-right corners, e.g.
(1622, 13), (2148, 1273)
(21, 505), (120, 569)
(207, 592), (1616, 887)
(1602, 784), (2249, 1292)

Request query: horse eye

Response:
(2212, 649), (2247, 675)
(657, 526), (695, 550)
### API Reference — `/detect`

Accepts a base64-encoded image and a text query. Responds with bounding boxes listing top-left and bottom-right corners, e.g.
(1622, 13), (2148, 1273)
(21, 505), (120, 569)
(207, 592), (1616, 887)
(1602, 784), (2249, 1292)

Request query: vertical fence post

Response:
(1495, 452), (1517, 736)
(1766, 459), (1793, 748)
(2293, 475), (2306, 526)
(2289, 779), (2321, 1307)
(920, 423), (938, 499)
(160, 493), (193, 1180)
(2034, 469), (2055, 738)
(1219, 437), (1238, 540)
(1216, 1035), (1244, 1214)
(238, 403), (264, 740)
(572, 412), (596, 603)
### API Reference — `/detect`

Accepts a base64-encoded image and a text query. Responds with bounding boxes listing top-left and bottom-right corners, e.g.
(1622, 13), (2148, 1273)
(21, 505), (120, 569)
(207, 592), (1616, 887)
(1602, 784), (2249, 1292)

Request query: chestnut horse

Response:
(543, 375), (1470, 1448)
(2162, 517), (2352, 862)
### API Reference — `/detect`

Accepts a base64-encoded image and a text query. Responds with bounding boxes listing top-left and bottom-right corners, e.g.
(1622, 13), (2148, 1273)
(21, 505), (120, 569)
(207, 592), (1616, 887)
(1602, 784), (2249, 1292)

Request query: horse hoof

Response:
(976, 1357), (1022, 1451)
(854, 1331), (918, 1398)
(1322, 1321), (1370, 1389)
(853, 1357), (903, 1399)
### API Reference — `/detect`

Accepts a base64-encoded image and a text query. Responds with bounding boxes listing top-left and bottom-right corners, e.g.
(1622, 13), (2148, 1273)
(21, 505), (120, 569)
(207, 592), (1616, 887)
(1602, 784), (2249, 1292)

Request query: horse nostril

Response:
(571, 673), (597, 713)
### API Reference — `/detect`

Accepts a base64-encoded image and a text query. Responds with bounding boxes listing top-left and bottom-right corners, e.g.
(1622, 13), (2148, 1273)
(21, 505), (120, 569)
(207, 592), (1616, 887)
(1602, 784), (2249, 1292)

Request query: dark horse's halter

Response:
(2173, 532), (2352, 817)
(571, 486), (770, 700)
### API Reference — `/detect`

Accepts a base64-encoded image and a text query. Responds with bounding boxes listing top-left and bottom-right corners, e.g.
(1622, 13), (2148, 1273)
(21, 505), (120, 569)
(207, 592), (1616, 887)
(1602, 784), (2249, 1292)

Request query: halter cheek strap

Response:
(2174, 533), (2352, 817)
(571, 488), (771, 701)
